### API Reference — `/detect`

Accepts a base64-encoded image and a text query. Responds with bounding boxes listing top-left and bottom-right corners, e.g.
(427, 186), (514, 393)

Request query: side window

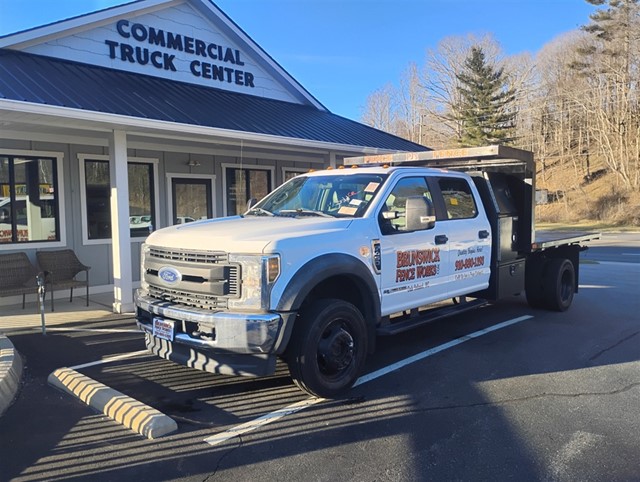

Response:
(438, 178), (477, 219)
(1, 155), (60, 244)
(379, 177), (431, 235)
(84, 160), (156, 240)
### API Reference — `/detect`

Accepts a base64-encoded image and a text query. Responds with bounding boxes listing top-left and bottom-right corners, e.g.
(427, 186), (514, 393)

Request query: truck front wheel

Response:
(542, 258), (575, 312)
(287, 299), (367, 399)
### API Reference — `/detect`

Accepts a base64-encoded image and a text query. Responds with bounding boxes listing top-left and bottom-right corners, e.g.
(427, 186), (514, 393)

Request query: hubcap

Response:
(317, 321), (355, 377)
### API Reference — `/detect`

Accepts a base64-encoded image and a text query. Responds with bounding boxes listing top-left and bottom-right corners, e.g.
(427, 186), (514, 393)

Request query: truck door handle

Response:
(435, 235), (448, 245)
(479, 230), (490, 239)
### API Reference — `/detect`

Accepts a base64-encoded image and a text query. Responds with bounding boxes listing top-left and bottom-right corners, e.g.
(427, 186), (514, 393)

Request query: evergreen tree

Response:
(452, 46), (517, 147)
(572, 0), (639, 77)
(570, 0), (640, 190)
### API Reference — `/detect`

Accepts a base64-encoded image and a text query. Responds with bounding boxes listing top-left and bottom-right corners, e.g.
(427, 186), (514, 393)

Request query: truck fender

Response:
(274, 253), (380, 354)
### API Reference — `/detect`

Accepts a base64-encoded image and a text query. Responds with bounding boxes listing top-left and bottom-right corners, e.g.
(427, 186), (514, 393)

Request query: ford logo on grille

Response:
(158, 266), (182, 284)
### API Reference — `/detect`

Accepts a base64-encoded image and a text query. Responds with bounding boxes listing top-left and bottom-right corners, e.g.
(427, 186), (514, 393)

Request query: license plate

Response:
(152, 317), (175, 342)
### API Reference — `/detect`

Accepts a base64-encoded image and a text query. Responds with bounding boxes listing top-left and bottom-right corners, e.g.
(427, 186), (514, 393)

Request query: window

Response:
(84, 159), (156, 240)
(225, 167), (273, 216)
(379, 177), (432, 234)
(282, 168), (308, 183)
(0, 155), (59, 244)
(439, 178), (477, 219)
(170, 177), (213, 225)
(252, 173), (386, 218)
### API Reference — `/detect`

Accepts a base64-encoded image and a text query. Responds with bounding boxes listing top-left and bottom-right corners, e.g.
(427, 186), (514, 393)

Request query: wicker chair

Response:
(36, 249), (90, 312)
(0, 252), (39, 309)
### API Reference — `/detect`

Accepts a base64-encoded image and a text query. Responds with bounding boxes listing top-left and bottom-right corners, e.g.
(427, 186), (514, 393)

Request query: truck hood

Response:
(145, 215), (353, 253)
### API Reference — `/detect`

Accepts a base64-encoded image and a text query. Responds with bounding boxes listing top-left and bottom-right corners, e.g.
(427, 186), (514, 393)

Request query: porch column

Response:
(329, 152), (337, 168)
(108, 130), (134, 313)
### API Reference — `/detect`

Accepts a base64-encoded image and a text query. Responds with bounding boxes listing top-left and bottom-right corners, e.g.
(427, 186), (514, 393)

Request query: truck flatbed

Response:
(532, 231), (600, 251)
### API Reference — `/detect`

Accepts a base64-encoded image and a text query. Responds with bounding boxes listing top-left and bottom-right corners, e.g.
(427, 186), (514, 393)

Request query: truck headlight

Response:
(140, 243), (150, 293)
(228, 254), (280, 311)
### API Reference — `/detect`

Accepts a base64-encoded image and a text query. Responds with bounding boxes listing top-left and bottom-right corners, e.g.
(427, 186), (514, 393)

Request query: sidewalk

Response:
(0, 293), (135, 417)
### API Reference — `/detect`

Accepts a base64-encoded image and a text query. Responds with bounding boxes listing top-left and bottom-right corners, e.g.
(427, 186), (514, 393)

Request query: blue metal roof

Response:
(0, 49), (427, 152)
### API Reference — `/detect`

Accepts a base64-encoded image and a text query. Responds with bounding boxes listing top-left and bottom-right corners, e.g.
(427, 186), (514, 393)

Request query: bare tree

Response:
(570, 0), (640, 190)
(360, 83), (397, 133)
(395, 63), (428, 143)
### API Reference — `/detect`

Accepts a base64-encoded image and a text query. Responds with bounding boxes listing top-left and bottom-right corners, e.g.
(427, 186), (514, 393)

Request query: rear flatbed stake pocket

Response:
(134, 145), (599, 398)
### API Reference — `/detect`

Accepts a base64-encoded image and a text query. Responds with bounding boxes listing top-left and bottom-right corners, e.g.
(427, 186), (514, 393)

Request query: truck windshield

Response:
(247, 173), (387, 218)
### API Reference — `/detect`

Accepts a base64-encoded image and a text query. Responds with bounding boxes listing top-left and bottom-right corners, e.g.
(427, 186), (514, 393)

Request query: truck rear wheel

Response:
(287, 299), (367, 399)
(542, 258), (575, 312)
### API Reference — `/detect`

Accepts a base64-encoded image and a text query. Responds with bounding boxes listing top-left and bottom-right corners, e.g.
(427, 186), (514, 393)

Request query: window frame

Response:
(222, 163), (275, 217)
(78, 154), (160, 246)
(281, 167), (308, 185)
(165, 172), (216, 226)
(0, 149), (66, 250)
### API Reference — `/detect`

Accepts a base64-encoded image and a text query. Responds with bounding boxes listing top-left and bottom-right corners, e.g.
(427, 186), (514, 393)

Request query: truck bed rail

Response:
(532, 231), (600, 251)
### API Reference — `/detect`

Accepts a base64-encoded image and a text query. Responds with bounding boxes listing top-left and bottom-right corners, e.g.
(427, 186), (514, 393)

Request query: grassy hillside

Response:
(534, 156), (640, 228)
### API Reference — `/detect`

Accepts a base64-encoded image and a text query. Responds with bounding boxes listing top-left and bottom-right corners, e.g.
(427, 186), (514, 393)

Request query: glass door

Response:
(171, 178), (212, 225)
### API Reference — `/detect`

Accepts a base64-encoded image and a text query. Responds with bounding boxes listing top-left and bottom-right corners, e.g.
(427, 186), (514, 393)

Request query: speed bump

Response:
(48, 367), (177, 439)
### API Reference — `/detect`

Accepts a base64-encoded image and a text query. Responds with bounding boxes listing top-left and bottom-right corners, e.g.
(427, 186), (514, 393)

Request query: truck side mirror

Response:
(405, 196), (436, 231)
(246, 198), (258, 210)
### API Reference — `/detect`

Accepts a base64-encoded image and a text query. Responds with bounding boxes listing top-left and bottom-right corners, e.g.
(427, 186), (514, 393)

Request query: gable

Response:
(2, 0), (320, 107)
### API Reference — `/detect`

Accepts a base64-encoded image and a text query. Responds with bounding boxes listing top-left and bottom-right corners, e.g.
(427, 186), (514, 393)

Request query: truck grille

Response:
(149, 247), (228, 264)
(147, 285), (229, 310)
(146, 247), (239, 310)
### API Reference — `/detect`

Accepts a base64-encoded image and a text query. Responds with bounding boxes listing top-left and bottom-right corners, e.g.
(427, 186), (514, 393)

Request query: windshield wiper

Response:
(279, 209), (334, 218)
(245, 207), (274, 217)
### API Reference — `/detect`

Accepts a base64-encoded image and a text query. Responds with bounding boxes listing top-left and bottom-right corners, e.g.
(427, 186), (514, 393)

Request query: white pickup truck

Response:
(135, 145), (598, 398)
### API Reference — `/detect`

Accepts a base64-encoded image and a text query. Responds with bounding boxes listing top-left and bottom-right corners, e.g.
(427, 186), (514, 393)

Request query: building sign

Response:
(105, 19), (255, 88)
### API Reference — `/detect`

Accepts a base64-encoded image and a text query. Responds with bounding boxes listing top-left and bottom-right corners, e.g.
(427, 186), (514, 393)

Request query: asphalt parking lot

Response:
(0, 233), (638, 482)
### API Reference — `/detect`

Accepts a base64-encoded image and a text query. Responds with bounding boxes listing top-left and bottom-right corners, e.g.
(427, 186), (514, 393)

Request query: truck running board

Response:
(376, 298), (488, 336)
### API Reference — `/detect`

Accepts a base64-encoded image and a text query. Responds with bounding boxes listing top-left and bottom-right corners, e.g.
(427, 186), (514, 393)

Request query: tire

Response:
(542, 258), (575, 312)
(525, 258), (545, 309)
(287, 299), (367, 399)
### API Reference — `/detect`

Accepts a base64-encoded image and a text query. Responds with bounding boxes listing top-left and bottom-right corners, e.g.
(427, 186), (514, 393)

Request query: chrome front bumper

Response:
(135, 291), (283, 354)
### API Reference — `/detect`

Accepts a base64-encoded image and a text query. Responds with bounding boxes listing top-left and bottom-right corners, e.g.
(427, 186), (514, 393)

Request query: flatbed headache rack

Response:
(345, 145), (600, 251)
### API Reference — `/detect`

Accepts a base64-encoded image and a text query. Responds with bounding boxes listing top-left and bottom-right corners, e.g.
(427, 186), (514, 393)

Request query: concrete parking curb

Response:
(0, 335), (23, 417)
(48, 367), (177, 439)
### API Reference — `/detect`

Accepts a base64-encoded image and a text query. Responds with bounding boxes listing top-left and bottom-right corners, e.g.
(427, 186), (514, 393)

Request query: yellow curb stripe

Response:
(48, 367), (177, 439)
(0, 335), (22, 416)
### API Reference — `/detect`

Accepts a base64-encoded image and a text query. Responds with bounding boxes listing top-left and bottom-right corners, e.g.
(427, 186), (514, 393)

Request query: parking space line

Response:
(203, 314), (534, 446)
(69, 350), (150, 370)
(203, 397), (326, 446)
(354, 315), (533, 387)
(594, 261), (640, 266)
(47, 328), (140, 333)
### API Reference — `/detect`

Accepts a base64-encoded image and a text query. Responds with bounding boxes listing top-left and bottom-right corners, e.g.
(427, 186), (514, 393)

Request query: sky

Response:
(0, 0), (597, 121)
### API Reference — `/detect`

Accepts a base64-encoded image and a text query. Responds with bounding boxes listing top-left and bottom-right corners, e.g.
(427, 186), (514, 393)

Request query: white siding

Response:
(22, 3), (299, 103)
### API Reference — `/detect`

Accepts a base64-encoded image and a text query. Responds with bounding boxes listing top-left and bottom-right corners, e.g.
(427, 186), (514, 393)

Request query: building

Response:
(0, 0), (425, 312)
